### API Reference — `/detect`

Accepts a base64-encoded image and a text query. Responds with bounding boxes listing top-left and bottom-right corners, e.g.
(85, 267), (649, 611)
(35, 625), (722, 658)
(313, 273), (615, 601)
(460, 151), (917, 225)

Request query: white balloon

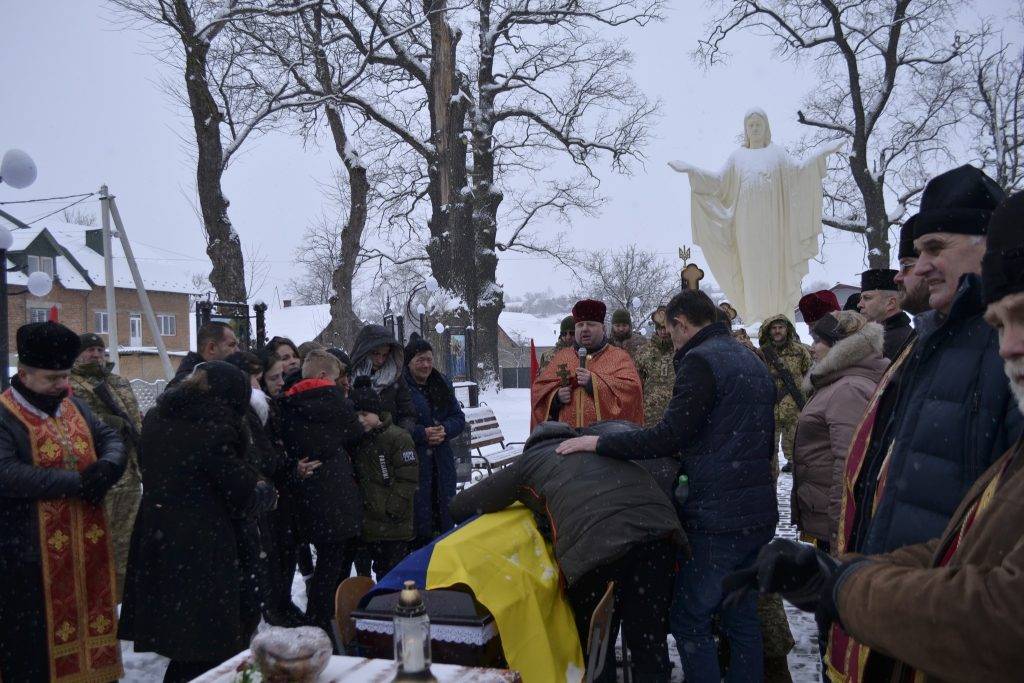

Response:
(27, 271), (52, 297)
(631, 297), (642, 308)
(425, 277), (439, 293)
(0, 149), (37, 189)
(416, 303), (426, 315)
(0, 226), (12, 251)
(434, 322), (445, 334)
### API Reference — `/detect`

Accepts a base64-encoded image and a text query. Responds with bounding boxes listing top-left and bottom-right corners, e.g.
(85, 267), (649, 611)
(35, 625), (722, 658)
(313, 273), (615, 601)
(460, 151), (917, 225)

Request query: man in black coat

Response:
(857, 268), (915, 360)
(350, 324), (417, 433)
(558, 288), (778, 683)
(0, 322), (126, 682)
(861, 165), (1022, 555)
(168, 321), (240, 388)
(278, 349), (366, 637)
(450, 420), (685, 682)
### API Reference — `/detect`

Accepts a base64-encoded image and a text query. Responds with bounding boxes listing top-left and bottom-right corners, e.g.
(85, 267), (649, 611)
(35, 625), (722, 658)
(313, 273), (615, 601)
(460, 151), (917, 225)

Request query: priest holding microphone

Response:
(530, 299), (644, 429)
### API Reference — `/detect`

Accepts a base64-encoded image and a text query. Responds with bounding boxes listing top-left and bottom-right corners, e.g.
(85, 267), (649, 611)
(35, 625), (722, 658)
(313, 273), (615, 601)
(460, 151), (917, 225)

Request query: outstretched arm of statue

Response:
(668, 160), (695, 174)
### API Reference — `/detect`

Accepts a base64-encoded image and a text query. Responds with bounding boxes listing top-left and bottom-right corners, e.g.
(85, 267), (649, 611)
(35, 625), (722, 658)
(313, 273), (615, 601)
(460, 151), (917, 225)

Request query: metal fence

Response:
(129, 378), (168, 415)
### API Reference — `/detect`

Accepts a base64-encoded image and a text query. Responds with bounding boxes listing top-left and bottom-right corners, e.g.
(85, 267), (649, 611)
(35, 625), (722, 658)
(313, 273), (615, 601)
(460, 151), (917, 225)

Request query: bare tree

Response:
(287, 213), (344, 306)
(108, 0), (309, 303)
(968, 33), (1024, 193)
(576, 245), (678, 323)
(698, 0), (979, 268)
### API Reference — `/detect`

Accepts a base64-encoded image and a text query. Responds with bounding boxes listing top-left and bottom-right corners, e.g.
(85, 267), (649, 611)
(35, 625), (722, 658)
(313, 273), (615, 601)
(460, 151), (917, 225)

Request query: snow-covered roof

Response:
(0, 212), (198, 294)
(264, 303), (332, 345)
(498, 311), (564, 347)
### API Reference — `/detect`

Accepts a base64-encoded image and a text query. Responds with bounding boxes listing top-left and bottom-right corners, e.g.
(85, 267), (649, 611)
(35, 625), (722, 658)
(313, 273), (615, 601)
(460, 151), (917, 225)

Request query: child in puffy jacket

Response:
(348, 376), (419, 578)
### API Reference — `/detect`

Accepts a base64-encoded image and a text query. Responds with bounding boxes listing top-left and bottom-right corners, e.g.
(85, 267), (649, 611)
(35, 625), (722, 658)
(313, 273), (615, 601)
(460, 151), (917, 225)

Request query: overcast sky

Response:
(0, 1), (1012, 304)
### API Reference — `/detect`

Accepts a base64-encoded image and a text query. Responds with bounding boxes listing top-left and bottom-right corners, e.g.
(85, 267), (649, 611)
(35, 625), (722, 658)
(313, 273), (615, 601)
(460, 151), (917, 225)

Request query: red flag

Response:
(529, 338), (539, 385)
(48, 306), (59, 322)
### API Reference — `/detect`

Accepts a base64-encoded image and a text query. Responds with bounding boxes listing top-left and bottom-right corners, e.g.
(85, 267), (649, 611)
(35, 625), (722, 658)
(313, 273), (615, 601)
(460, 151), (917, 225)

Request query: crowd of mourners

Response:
(1, 163), (1024, 683)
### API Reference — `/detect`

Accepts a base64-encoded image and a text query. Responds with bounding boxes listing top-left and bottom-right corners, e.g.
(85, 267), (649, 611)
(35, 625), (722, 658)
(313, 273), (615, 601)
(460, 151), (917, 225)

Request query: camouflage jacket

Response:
(539, 339), (570, 373)
(757, 315), (812, 418)
(610, 333), (648, 365)
(635, 335), (675, 426)
(70, 364), (142, 491)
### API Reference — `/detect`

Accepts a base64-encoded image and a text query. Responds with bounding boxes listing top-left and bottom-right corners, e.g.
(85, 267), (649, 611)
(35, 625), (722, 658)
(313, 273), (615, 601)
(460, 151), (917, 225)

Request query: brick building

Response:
(0, 210), (195, 381)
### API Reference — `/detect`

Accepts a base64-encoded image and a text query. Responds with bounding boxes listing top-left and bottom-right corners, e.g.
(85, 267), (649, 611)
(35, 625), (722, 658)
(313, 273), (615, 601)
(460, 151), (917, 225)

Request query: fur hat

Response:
(860, 269), (898, 293)
(403, 333), (433, 364)
(898, 215), (918, 260)
(611, 308), (632, 326)
(983, 190), (1024, 305)
(349, 376), (383, 415)
(913, 165), (1005, 239)
(572, 299), (606, 325)
(799, 291), (840, 326)
(17, 322), (80, 371)
(559, 315), (575, 336)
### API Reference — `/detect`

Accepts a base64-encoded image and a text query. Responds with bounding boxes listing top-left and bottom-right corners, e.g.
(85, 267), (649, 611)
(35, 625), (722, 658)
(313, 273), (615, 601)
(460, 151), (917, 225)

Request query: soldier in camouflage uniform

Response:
(609, 308), (647, 364)
(70, 333), (143, 600)
(757, 314), (811, 476)
(538, 315), (575, 372)
(634, 307), (675, 426)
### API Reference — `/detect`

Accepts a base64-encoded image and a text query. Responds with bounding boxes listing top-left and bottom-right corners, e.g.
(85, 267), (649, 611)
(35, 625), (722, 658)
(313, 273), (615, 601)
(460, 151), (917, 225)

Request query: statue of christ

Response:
(669, 108), (842, 323)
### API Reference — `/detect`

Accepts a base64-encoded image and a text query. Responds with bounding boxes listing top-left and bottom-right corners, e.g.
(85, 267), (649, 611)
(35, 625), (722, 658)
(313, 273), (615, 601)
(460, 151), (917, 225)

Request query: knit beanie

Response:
(559, 316), (575, 336)
(982, 190), (1024, 305)
(349, 376), (383, 415)
(611, 308), (632, 326)
(404, 333), (433, 365)
(326, 347), (351, 373)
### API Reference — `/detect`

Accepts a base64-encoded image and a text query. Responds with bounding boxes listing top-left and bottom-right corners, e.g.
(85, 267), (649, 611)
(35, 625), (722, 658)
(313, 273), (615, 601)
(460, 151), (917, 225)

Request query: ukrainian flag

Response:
(363, 505), (585, 683)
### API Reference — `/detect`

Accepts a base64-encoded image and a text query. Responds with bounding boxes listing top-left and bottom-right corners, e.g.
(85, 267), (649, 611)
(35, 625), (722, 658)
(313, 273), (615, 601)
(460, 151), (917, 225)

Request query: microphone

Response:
(578, 347), (587, 369)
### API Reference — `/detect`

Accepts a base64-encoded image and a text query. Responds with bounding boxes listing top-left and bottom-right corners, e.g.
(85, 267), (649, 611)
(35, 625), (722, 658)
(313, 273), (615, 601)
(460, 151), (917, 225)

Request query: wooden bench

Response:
(463, 406), (524, 480)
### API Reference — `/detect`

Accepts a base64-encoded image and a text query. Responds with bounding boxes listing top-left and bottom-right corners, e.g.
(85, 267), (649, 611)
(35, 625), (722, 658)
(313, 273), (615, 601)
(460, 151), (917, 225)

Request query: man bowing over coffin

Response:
(531, 299), (644, 429)
(0, 322), (126, 682)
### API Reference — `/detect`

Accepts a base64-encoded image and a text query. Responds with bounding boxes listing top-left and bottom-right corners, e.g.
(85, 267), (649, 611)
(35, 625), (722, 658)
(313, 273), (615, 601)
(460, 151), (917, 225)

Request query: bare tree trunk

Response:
(309, 8), (366, 349)
(850, 160), (891, 269)
(173, 0), (247, 303)
(423, 0), (470, 296)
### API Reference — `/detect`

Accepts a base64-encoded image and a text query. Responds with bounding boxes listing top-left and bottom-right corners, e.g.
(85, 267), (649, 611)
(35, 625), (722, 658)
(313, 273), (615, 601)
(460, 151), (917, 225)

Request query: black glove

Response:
(79, 460), (121, 505)
(722, 538), (837, 612)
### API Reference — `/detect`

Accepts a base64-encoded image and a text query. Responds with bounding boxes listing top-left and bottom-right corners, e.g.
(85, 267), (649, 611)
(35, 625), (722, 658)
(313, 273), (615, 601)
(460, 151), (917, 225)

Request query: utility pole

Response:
(99, 185), (120, 372)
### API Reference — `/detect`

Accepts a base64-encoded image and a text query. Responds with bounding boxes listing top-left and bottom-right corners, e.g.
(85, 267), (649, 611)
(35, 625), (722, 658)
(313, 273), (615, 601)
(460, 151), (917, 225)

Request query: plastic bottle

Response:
(674, 474), (690, 507)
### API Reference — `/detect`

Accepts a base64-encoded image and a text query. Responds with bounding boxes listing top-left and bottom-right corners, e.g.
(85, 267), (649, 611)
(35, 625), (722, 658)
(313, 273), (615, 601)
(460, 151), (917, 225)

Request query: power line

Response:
(25, 193), (98, 226)
(0, 191), (95, 206)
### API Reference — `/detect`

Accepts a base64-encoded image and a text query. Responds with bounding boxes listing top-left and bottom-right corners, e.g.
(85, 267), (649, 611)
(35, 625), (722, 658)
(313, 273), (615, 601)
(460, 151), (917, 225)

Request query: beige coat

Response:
(838, 438), (1024, 682)
(792, 323), (888, 544)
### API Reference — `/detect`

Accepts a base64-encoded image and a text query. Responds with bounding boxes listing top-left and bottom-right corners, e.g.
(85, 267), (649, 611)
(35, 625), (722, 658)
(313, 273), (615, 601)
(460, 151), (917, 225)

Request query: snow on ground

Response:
(121, 388), (819, 681)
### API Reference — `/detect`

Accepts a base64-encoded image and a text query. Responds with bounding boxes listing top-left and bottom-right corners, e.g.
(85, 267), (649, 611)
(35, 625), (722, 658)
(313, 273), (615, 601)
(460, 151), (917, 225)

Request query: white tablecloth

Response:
(193, 650), (521, 682)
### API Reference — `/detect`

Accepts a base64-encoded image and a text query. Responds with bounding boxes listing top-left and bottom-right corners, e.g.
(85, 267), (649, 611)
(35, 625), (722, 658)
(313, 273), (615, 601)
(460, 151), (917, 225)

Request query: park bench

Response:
(463, 405), (524, 481)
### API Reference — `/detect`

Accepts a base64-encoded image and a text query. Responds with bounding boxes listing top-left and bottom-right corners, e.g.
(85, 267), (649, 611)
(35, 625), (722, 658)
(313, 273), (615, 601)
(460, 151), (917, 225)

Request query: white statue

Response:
(669, 109), (842, 323)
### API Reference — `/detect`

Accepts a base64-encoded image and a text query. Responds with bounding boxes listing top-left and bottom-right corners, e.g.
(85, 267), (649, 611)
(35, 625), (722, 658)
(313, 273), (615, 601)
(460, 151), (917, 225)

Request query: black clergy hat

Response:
(983, 191), (1024, 305)
(860, 269), (898, 293)
(913, 165), (1005, 239)
(17, 322), (81, 371)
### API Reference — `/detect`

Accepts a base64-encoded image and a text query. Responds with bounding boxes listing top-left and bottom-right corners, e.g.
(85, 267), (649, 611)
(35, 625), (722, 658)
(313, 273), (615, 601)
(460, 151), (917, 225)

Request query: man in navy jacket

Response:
(558, 288), (778, 682)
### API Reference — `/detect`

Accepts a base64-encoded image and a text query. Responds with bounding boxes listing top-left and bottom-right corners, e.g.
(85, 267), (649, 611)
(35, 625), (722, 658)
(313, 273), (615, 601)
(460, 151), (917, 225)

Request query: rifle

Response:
(761, 345), (807, 411)
(93, 382), (142, 450)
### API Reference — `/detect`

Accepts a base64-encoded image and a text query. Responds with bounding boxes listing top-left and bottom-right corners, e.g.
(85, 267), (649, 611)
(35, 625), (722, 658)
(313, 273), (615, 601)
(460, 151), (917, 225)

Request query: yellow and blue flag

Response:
(363, 505), (585, 683)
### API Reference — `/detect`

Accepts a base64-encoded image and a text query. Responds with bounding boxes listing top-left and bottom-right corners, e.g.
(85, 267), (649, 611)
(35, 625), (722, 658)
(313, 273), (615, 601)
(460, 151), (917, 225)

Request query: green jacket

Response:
(70, 363), (142, 492)
(352, 416), (419, 542)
